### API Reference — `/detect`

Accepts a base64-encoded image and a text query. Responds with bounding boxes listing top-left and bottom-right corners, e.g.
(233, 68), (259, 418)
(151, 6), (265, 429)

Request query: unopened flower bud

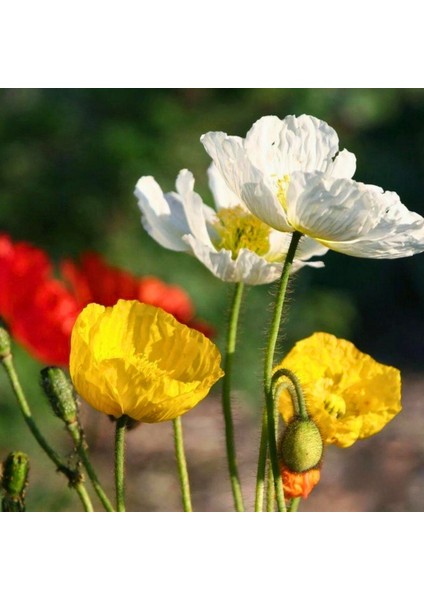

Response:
(0, 326), (11, 359)
(278, 417), (323, 473)
(1, 451), (29, 511)
(40, 367), (79, 425)
(280, 466), (321, 500)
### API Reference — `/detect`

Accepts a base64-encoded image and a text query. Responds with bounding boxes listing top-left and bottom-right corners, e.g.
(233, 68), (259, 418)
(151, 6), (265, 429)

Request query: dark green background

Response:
(1, 89), (423, 510)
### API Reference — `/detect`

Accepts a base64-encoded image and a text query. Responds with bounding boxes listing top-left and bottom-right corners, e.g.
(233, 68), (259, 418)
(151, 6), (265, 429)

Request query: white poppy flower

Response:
(134, 166), (328, 285)
(201, 114), (424, 259)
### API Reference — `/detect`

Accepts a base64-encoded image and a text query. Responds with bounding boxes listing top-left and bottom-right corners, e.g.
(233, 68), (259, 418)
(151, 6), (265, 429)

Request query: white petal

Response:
(287, 174), (424, 258)
(295, 235), (330, 261)
(135, 176), (189, 251)
(184, 235), (324, 284)
(325, 149), (357, 179)
(245, 114), (339, 175)
(266, 230), (329, 262)
(201, 131), (292, 231)
(175, 169), (214, 248)
(207, 163), (241, 210)
(183, 234), (282, 284)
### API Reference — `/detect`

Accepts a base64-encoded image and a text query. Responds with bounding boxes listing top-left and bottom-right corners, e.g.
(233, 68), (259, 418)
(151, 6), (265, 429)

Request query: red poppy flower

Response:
(0, 234), (79, 364)
(0, 234), (213, 365)
(0, 234), (51, 321)
(61, 252), (214, 336)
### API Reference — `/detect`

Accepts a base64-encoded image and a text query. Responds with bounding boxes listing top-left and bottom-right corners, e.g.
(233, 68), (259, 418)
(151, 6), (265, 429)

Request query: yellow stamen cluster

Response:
(276, 175), (290, 210)
(324, 393), (346, 419)
(212, 206), (271, 259)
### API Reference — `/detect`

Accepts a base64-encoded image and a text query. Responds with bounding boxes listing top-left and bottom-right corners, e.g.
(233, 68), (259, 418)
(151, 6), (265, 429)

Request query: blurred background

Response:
(1, 88), (424, 511)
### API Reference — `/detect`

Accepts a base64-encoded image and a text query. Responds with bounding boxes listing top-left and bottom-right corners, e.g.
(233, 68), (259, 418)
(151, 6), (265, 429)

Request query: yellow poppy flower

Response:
(69, 300), (224, 422)
(277, 332), (401, 448)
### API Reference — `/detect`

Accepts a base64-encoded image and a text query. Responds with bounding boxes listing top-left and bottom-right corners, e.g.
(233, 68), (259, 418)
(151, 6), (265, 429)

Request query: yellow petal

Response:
(70, 300), (224, 422)
(276, 332), (401, 447)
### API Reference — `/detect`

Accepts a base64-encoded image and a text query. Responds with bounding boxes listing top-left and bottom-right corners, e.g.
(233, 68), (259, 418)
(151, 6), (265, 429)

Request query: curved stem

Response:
(257, 231), (302, 512)
(115, 415), (128, 512)
(67, 422), (114, 512)
(173, 417), (193, 512)
(222, 282), (245, 512)
(74, 482), (94, 512)
(272, 368), (308, 419)
(1, 354), (93, 510)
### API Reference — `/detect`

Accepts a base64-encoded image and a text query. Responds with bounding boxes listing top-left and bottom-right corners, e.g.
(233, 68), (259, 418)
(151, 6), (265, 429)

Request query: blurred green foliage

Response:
(1, 89), (424, 510)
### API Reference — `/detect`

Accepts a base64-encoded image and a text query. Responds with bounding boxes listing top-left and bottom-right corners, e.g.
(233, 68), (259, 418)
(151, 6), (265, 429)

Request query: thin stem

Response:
(289, 498), (301, 512)
(254, 408), (268, 511)
(1, 354), (93, 509)
(257, 231), (302, 512)
(266, 458), (275, 512)
(172, 417), (193, 512)
(272, 368), (308, 419)
(67, 422), (115, 512)
(222, 282), (245, 512)
(74, 482), (94, 512)
(265, 378), (281, 512)
(115, 415), (128, 512)
(2, 356), (70, 475)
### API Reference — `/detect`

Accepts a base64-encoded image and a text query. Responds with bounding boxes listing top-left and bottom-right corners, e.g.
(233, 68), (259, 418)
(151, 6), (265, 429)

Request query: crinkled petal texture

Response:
(70, 300), (223, 422)
(202, 114), (424, 259)
(201, 114), (342, 232)
(287, 174), (424, 258)
(277, 332), (401, 448)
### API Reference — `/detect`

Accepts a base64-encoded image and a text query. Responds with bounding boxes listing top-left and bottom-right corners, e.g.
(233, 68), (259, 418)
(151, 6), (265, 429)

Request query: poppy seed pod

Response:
(40, 367), (79, 425)
(278, 417), (323, 473)
(1, 451), (29, 512)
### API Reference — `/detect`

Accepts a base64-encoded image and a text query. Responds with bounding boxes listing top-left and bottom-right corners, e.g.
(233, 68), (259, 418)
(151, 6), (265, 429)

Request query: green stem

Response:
(272, 368), (308, 419)
(289, 498), (301, 512)
(115, 415), (128, 512)
(1, 354), (93, 509)
(256, 231), (302, 512)
(172, 417), (193, 512)
(74, 482), (94, 512)
(266, 458), (275, 512)
(67, 422), (115, 512)
(222, 282), (245, 512)
(254, 408), (268, 511)
(265, 376), (281, 512)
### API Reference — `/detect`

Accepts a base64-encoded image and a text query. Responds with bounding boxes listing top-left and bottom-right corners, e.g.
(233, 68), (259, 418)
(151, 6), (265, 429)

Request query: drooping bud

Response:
(1, 451), (30, 512)
(40, 367), (79, 425)
(278, 417), (323, 473)
(0, 326), (11, 360)
(278, 416), (323, 501)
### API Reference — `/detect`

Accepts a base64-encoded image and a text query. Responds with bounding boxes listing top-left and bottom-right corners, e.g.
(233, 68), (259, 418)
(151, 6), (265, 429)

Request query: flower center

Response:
(324, 393), (346, 419)
(276, 175), (290, 210)
(212, 206), (271, 259)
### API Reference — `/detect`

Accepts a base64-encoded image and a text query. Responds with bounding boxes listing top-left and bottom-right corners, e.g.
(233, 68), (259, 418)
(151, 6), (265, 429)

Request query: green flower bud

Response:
(278, 417), (323, 473)
(40, 367), (79, 425)
(1, 451), (29, 504)
(0, 326), (11, 360)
